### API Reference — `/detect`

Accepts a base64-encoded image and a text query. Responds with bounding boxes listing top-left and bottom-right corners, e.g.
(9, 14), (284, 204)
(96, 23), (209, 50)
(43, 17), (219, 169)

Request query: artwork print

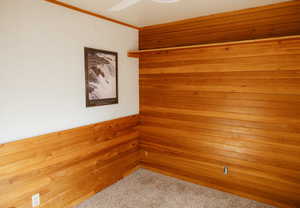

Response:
(84, 47), (118, 107)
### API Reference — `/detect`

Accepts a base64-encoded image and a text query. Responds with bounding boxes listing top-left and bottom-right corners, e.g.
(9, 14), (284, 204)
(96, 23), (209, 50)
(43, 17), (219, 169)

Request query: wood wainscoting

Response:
(0, 115), (139, 208)
(138, 37), (300, 208)
(139, 1), (300, 49)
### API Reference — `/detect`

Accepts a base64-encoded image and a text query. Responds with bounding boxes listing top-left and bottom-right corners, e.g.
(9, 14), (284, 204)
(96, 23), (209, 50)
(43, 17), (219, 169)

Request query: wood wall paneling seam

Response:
(0, 115), (140, 208)
(128, 35), (300, 58)
(139, 1), (300, 49)
(138, 36), (300, 208)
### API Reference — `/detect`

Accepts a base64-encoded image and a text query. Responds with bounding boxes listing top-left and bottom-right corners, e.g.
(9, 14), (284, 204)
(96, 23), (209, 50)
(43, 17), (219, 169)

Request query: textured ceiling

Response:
(59, 0), (291, 27)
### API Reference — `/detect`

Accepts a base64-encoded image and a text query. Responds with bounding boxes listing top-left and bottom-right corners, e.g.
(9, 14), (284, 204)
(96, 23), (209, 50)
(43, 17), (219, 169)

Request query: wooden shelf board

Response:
(128, 35), (300, 58)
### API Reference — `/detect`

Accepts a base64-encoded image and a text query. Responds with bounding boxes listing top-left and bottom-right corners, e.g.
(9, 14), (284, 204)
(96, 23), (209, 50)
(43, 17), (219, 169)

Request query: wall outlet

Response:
(224, 166), (228, 175)
(32, 193), (40, 207)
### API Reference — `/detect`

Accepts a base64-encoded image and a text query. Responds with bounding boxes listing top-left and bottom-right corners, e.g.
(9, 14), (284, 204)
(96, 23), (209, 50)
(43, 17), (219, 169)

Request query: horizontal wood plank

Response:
(139, 1), (300, 49)
(139, 35), (300, 207)
(0, 115), (140, 208)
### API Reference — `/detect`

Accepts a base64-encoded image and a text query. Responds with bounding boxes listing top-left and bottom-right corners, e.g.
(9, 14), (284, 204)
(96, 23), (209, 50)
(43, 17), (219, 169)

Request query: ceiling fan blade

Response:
(109, 0), (141, 11)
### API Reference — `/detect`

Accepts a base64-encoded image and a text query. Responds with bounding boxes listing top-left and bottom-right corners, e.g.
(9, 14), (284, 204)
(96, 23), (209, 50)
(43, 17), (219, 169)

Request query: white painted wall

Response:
(0, 0), (139, 144)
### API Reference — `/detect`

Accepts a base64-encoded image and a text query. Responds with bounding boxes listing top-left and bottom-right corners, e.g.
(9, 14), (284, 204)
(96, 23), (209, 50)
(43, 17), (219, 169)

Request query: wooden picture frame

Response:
(84, 47), (118, 107)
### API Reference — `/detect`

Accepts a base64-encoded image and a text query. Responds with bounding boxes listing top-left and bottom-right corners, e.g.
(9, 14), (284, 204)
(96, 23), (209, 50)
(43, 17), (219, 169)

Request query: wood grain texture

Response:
(129, 35), (300, 58)
(0, 115), (140, 208)
(139, 1), (300, 49)
(138, 37), (300, 208)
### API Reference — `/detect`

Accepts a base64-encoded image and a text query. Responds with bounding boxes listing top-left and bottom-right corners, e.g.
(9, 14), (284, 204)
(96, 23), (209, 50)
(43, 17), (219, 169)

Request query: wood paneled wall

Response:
(0, 115), (139, 208)
(138, 37), (300, 208)
(139, 1), (300, 49)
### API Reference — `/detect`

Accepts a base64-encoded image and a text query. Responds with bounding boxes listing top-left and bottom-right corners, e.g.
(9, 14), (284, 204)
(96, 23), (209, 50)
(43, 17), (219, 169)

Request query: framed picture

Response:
(84, 47), (118, 107)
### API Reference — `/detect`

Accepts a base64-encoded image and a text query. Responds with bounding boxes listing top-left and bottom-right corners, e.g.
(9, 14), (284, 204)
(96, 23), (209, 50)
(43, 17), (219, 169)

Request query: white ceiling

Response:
(59, 0), (291, 27)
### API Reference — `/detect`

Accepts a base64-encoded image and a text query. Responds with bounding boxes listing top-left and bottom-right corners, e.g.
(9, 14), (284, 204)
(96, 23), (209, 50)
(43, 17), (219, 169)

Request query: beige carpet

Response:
(76, 169), (275, 208)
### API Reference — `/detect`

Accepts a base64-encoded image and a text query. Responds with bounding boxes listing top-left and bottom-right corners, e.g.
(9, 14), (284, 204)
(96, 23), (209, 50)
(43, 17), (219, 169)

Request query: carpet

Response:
(76, 169), (275, 208)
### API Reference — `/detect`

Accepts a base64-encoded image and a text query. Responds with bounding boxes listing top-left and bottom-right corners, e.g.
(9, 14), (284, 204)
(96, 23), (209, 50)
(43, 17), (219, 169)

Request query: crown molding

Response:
(44, 0), (141, 30)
